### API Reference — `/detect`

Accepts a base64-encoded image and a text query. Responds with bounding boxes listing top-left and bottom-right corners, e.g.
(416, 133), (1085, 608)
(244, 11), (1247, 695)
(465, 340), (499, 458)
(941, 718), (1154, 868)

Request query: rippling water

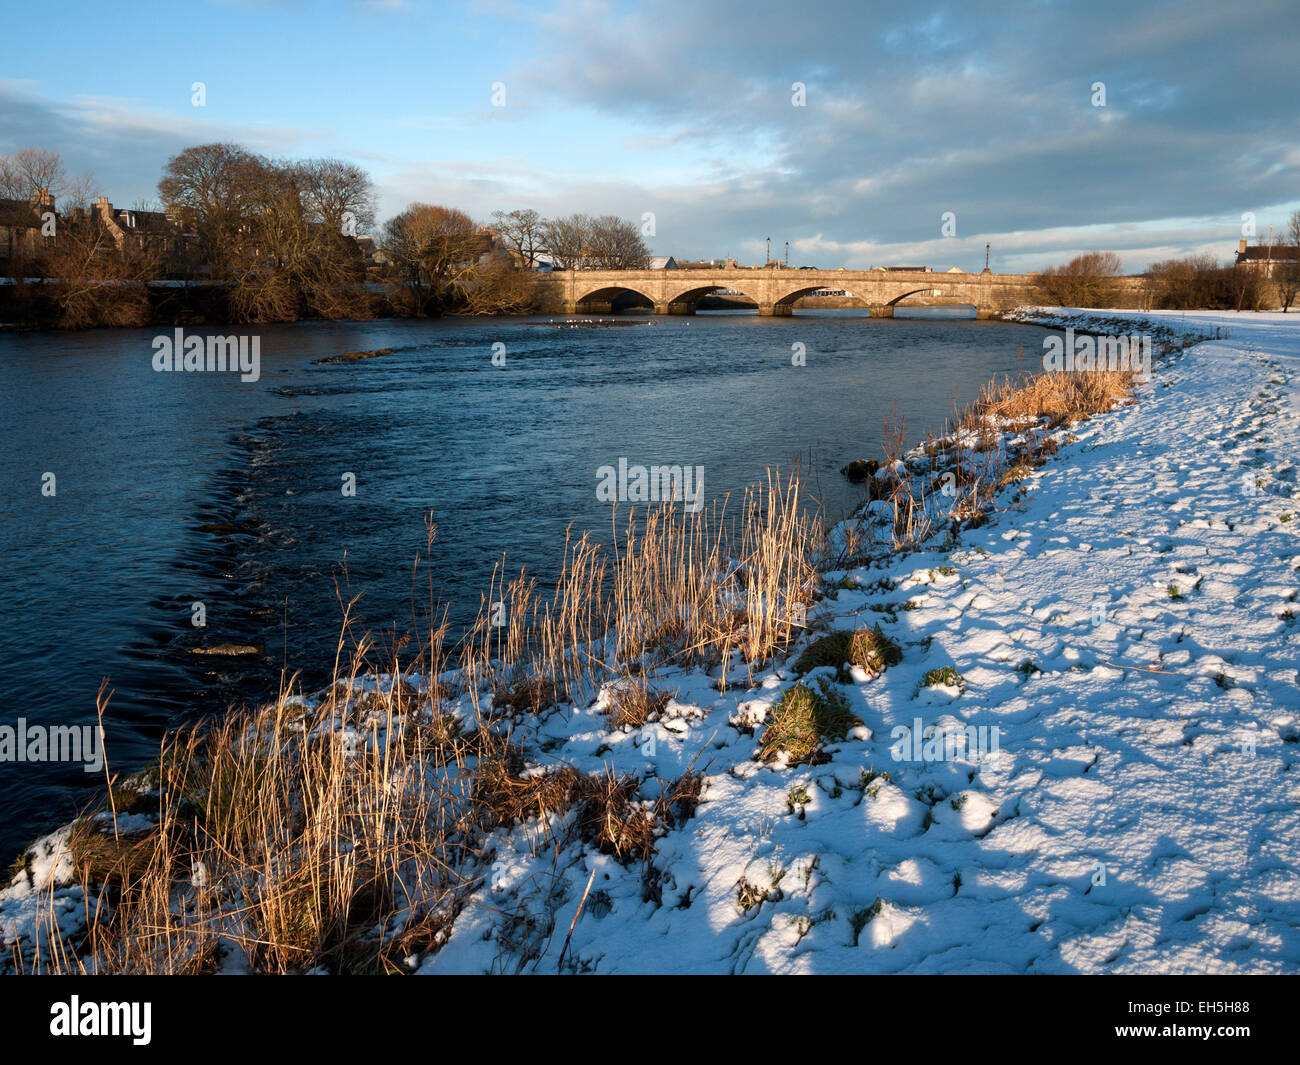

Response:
(0, 309), (1043, 862)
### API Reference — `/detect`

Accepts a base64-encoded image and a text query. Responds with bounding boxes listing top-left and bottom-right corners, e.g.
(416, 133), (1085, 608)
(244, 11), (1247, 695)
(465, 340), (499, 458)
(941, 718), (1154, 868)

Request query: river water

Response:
(0, 308), (1042, 862)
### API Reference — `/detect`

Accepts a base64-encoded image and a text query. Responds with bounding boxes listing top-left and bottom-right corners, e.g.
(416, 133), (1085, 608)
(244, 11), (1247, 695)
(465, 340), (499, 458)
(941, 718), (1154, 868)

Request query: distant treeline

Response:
(0, 145), (650, 329)
(1035, 227), (1300, 312)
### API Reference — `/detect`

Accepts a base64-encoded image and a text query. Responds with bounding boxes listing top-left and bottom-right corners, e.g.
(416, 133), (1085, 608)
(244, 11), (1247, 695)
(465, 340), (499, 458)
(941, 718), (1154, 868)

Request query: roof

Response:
(647, 255), (676, 269)
(114, 209), (175, 234)
(0, 197), (44, 228)
(1236, 245), (1300, 263)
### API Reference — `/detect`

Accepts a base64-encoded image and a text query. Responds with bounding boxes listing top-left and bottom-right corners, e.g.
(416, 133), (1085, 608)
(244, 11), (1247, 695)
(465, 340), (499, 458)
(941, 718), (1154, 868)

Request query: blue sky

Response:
(3, 0), (1298, 272)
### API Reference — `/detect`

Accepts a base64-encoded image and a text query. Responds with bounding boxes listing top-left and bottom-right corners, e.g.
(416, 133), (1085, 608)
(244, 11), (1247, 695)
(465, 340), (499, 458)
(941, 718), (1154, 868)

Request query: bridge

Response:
(528, 267), (1140, 318)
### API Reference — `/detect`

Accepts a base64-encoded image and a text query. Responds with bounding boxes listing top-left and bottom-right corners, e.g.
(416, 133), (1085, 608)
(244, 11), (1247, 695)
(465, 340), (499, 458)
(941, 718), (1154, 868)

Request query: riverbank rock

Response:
(188, 643), (263, 657)
(840, 459), (880, 483)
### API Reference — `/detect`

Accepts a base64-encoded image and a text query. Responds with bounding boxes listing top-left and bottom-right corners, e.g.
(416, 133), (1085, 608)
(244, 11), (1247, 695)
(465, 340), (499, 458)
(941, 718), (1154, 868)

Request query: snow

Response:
(418, 309), (1300, 973)
(0, 827), (86, 965)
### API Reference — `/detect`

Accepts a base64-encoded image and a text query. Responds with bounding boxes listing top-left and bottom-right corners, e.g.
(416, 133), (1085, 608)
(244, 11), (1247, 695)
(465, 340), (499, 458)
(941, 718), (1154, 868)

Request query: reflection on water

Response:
(0, 309), (1041, 860)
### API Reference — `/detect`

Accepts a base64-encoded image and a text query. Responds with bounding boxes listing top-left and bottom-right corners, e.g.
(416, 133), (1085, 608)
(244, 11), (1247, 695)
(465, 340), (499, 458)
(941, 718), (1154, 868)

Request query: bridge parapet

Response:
(532, 268), (1150, 317)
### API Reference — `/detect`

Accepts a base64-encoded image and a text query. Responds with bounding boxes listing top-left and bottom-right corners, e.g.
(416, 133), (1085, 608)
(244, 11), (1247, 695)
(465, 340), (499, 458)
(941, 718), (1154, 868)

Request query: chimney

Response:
(1239, 238), (1248, 255)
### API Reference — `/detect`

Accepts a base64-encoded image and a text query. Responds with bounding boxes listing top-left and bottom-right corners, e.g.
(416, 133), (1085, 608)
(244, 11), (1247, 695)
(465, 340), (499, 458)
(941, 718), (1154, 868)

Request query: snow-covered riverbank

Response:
(6, 309), (1299, 974)
(427, 310), (1300, 973)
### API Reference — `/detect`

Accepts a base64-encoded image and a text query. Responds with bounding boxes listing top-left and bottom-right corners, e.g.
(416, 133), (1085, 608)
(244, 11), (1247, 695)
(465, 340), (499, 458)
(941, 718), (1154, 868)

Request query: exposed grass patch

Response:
(922, 665), (964, 690)
(793, 625), (901, 680)
(999, 462), (1035, 487)
(757, 683), (862, 766)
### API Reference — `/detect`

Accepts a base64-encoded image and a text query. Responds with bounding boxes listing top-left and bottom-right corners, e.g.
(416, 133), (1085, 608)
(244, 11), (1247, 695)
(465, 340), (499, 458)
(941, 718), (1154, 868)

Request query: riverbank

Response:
(5, 309), (1299, 974)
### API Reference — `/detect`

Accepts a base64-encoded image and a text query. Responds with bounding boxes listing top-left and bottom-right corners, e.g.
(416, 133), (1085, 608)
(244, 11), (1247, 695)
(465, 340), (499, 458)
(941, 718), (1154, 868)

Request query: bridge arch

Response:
(572, 284), (655, 313)
(661, 281), (766, 313)
(770, 283), (875, 313)
(884, 287), (940, 306)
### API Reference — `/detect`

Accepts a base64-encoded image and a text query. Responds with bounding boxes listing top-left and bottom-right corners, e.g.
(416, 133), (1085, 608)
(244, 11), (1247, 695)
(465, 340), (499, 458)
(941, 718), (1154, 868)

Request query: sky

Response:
(2, 0), (1298, 273)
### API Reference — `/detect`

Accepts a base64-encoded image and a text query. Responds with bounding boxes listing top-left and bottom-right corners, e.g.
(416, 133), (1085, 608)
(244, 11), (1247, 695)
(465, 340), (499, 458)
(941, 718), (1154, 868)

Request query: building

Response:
(0, 189), (54, 269)
(1235, 238), (1300, 275)
(92, 196), (200, 275)
(354, 236), (390, 272)
(647, 255), (677, 270)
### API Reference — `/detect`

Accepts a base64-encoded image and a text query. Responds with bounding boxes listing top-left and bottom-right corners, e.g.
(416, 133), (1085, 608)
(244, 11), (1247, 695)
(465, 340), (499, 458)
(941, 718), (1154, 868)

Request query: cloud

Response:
(5, 0), (1298, 271)
(482, 0), (1300, 268)
(0, 82), (314, 205)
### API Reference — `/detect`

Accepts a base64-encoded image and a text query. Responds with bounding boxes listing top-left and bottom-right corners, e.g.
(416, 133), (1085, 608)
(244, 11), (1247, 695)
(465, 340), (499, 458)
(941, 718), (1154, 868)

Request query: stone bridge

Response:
(532, 267), (1146, 317)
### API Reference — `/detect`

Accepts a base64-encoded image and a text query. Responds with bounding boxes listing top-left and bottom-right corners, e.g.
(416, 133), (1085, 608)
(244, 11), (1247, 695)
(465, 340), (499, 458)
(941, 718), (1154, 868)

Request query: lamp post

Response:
(766, 236), (771, 266)
(985, 243), (990, 271)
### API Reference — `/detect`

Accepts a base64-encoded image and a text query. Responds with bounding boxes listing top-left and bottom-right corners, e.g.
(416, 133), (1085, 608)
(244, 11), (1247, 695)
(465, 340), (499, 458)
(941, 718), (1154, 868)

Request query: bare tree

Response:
(0, 148), (68, 200)
(462, 253), (538, 314)
(158, 142), (263, 277)
(297, 157), (376, 236)
(1277, 209), (1300, 312)
(540, 213), (591, 270)
(35, 176), (158, 328)
(585, 214), (650, 268)
(490, 208), (546, 268)
(1035, 251), (1123, 307)
(159, 145), (375, 318)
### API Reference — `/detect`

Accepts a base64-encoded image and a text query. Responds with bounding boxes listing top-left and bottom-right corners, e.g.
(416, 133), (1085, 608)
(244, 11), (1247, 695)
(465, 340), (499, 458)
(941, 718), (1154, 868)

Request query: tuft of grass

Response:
(758, 683), (862, 766)
(922, 665), (964, 690)
(794, 625), (901, 680)
(860, 768), (891, 799)
(601, 677), (672, 730)
(999, 462), (1035, 487)
(493, 676), (559, 714)
(1016, 660), (1041, 677)
(1167, 584), (1183, 601)
(849, 898), (884, 946)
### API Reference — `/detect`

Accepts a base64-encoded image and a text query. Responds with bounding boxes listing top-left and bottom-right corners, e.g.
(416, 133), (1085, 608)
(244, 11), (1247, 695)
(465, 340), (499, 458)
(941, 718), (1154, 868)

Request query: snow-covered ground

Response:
(5, 310), (1299, 974)
(424, 310), (1300, 973)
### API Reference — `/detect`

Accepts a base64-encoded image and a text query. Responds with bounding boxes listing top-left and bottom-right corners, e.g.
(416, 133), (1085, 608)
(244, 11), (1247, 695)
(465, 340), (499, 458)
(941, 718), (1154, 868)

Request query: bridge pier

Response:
(657, 301), (696, 315)
(868, 304), (894, 318)
(758, 303), (793, 317)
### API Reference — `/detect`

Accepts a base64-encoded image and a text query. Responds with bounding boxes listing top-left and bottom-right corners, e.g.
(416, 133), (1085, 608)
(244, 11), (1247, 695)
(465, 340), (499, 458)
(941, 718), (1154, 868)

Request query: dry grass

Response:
(970, 366), (1135, 427)
(12, 470), (809, 974)
(601, 676), (673, 730)
(854, 367), (1137, 555)
(457, 469), (819, 711)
